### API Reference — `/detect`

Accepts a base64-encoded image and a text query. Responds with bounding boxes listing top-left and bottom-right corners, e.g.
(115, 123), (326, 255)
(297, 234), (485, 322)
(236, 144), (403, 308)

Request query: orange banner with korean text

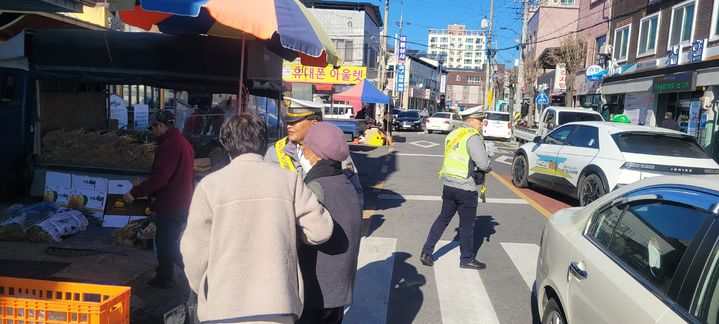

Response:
(282, 62), (366, 85)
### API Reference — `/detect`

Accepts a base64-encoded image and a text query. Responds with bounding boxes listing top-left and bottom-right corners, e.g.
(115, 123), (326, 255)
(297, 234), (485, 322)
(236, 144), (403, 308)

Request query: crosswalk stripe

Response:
(377, 194), (528, 205)
(434, 240), (500, 324)
(500, 242), (540, 290)
(344, 237), (398, 324)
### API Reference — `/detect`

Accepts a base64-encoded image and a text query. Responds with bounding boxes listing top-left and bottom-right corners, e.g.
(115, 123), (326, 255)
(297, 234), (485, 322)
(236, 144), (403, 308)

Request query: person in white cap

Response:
(265, 97), (363, 206)
(420, 106), (492, 270)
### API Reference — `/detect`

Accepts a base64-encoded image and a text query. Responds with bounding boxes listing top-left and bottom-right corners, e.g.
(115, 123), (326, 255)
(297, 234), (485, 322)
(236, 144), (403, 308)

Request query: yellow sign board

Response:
(282, 63), (366, 85)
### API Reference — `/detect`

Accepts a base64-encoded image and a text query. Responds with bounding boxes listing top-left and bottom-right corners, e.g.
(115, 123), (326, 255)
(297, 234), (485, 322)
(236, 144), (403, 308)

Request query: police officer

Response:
(265, 97), (363, 205)
(420, 106), (492, 270)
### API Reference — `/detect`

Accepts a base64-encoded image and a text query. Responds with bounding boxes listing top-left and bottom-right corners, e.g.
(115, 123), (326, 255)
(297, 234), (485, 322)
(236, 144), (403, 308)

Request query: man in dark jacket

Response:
(124, 109), (195, 288)
(297, 122), (362, 324)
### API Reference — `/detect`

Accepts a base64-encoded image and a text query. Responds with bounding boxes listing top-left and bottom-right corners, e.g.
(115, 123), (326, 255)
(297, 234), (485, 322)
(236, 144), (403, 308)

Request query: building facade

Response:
(387, 54), (446, 112)
(602, 0), (719, 158)
(302, 0), (382, 80)
(427, 24), (486, 70)
(446, 70), (485, 109)
(574, 0), (612, 110)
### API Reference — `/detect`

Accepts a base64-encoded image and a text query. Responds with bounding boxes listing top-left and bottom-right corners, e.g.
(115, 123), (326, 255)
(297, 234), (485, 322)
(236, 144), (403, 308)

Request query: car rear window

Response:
(400, 111), (420, 118)
(432, 113), (451, 119)
(487, 113), (509, 121)
(558, 112), (603, 124)
(613, 132), (709, 158)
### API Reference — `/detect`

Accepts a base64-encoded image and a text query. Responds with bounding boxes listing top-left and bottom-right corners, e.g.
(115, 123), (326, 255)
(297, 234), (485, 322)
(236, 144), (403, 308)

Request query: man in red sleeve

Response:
(123, 109), (195, 288)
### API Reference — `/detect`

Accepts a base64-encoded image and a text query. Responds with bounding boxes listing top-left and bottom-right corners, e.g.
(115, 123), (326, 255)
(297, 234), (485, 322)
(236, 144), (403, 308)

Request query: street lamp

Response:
(500, 27), (521, 41)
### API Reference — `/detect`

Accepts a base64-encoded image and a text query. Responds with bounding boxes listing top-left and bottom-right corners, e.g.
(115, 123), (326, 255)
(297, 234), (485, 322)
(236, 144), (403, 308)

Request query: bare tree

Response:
(523, 57), (541, 117)
(546, 35), (587, 107)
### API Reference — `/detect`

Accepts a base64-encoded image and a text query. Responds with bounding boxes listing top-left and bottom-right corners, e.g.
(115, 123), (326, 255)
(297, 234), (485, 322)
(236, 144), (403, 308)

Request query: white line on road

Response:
(393, 153), (443, 157)
(494, 155), (513, 165)
(344, 237), (397, 324)
(435, 240), (501, 324)
(500, 242), (540, 290)
(377, 194), (528, 205)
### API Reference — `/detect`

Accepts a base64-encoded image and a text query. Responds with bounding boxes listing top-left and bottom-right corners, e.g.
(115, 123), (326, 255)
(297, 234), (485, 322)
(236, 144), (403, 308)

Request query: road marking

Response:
(501, 242), (540, 290)
(394, 153), (443, 157)
(344, 237), (397, 323)
(409, 140), (439, 148)
(489, 172), (552, 218)
(377, 194), (528, 205)
(494, 155), (513, 165)
(434, 240), (500, 324)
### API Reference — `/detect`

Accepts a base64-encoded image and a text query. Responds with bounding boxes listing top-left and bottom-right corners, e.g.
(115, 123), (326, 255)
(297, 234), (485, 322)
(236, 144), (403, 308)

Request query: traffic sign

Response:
(535, 92), (549, 105)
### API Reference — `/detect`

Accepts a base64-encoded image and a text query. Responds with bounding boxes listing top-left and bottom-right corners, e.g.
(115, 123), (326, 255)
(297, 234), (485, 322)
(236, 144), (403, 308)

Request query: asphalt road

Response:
(345, 130), (578, 324)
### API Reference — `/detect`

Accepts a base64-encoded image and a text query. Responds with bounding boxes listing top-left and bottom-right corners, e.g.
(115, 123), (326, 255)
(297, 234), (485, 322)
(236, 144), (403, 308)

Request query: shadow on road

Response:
(386, 252), (426, 324)
(431, 215), (499, 260)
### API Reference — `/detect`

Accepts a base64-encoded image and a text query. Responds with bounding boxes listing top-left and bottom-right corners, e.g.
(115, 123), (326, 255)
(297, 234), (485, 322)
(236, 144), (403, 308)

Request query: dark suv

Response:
(393, 110), (423, 131)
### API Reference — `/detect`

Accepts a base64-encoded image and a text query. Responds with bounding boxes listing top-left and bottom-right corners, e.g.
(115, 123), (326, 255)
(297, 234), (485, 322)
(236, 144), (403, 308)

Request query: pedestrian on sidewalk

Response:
(383, 110), (394, 138)
(421, 107), (429, 126)
(420, 106), (492, 270)
(181, 114), (334, 324)
(265, 97), (363, 206)
(296, 122), (363, 324)
(123, 109), (194, 289)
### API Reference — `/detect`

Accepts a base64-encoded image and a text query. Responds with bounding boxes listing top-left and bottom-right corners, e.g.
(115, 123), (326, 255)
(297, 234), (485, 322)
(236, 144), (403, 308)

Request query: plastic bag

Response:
(33, 209), (89, 242)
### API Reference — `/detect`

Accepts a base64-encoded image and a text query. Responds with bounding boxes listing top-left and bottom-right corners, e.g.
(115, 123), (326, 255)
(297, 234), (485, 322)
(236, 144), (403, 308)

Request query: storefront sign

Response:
(440, 74), (447, 93)
(398, 35), (408, 64)
(586, 65), (604, 81)
(396, 64), (406, 93)
(666, 46), (681, 67)
(282, 63), (366, 84)
(553, 64), (566, 92)
(624, 92), (655, 125)
(690, 39), (707, 63)
(652, 72), (696, 93)
(688, 101), (701, 136)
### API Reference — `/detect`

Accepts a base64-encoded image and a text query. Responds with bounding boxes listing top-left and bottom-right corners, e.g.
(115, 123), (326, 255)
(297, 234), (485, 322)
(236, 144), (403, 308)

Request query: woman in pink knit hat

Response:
(297, 122), (363, 324)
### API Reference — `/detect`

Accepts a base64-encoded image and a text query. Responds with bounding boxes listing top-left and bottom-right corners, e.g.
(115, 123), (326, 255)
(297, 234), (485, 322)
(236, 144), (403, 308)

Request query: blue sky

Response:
(378, 0), (522, 67)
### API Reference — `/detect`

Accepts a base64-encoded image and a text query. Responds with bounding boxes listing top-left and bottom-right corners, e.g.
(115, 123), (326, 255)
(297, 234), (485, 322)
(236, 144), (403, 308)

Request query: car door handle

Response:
(569, 261), (588, 280)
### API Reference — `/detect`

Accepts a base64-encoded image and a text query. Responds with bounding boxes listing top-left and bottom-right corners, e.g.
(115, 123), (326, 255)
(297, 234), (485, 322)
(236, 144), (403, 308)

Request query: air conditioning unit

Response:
(599, 44), (613, 55)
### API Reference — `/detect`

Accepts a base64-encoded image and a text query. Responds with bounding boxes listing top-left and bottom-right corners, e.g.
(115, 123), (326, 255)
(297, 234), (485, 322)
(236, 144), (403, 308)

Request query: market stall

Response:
(0, 29), (287, 235)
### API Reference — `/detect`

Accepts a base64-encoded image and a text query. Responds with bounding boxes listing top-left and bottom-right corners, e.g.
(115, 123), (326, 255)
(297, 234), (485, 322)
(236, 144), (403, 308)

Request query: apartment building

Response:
(602, 0), (719, 159)
(427, 24), (486, 70)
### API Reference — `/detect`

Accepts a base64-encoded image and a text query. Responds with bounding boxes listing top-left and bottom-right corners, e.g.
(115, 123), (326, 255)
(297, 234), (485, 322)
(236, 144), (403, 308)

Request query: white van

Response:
(323, 104), (354, 119)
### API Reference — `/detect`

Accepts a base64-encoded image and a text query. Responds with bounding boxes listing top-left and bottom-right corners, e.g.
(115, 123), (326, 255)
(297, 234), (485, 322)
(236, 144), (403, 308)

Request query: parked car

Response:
(482, 111), (512, 140)
(393, 109), (423, 131)
(426, 112), (463, 134)
(323, 104), (354, 119)
(513, 107), (604, 143)
(512, 121), (719, 206)
(536, 175), (719, 324)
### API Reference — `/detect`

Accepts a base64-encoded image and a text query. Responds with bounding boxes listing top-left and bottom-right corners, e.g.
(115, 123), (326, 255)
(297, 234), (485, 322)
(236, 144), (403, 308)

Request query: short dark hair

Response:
(220, 114), (268, 158)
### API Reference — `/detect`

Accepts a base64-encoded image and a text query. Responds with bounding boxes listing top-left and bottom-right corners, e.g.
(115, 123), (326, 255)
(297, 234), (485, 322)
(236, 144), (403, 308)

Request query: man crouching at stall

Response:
(123, 109), (195, 289)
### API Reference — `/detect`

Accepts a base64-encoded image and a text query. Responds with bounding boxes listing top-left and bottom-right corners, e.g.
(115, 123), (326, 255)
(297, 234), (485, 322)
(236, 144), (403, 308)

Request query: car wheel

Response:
(512, 154), (529, 188)
(578, 173), (606, 207)
(541, 298), (566, 324)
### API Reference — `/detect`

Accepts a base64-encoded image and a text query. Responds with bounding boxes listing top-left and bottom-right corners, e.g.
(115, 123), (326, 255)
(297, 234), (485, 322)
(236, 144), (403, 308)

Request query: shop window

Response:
(668, 1), (695, 48)
(638, 14), (660, 57)
(613, 25), (631, 62)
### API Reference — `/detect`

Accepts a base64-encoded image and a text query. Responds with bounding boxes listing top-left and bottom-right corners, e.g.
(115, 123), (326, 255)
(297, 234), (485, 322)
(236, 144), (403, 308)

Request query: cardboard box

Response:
(71, 175), (109, 192)
(67, 188), (107, 220)
(104, 180), (149, 227)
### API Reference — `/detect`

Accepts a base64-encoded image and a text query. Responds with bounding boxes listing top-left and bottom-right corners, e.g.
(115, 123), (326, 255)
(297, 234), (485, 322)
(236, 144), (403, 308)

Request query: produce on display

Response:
(0, 203), (98, 242)
(41, 130), (156, 170)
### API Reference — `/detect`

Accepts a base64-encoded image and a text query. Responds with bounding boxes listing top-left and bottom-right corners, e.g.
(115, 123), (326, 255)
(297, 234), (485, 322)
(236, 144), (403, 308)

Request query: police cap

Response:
(458, 106), (486, 120)
(282, 97), (324, 123)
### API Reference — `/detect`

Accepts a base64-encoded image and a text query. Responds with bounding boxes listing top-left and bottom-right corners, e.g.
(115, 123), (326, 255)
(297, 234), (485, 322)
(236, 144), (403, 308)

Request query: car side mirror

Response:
(533, 136), (542, 144)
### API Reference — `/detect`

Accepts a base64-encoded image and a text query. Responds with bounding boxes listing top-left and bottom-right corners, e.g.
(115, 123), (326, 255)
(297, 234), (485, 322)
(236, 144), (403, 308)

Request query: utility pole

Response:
(514, 0), (529, 124)
(483, 0), (494, 111)
(379, 0), (389, 118)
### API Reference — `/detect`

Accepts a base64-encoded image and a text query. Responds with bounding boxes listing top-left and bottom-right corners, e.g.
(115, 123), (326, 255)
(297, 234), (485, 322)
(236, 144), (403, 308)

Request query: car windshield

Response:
(400, 111), (420, 118)
(431, 113), (451, 119)
(558, 112), (603, 124)
(487, 113), (509, 121)
(392, 109), (402, 115)
(613, 132), (709, 158)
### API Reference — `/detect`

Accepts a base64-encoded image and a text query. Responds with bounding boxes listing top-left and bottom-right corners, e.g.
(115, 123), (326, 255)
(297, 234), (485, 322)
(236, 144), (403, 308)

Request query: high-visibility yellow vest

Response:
(439, 127), (479, 179)
(275, 137), (297, 173)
